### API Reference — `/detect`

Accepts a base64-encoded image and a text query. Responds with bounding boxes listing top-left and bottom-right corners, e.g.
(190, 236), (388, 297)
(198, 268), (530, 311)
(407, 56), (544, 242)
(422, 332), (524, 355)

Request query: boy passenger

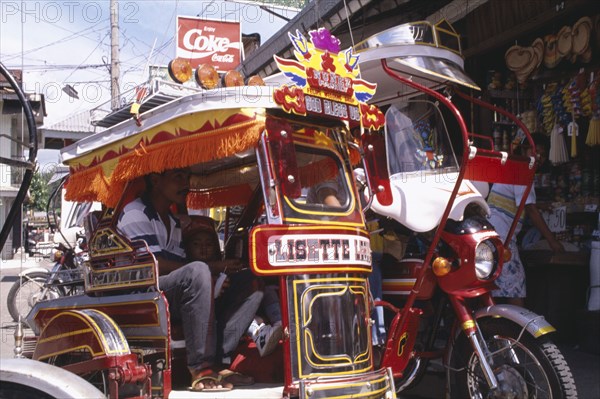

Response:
(184, 217), (283, 358)
(117, 168), (261, 392)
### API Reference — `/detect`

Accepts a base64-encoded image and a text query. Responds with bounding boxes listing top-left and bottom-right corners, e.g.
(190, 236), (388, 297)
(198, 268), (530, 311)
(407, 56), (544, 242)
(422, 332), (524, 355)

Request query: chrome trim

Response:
(468, 331), (498, 389)
(394, 357), (421, 392)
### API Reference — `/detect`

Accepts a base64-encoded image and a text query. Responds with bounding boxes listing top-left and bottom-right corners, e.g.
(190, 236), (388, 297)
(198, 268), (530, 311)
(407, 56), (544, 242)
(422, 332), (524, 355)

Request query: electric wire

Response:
(2, 20), (109, 62)
(62, 32), (111, 83)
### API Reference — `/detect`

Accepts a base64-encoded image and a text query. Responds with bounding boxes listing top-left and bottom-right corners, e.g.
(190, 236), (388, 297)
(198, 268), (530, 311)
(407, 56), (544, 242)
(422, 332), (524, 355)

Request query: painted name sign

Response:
(305, 95), (361, 121)
(267, 234), (371, 266)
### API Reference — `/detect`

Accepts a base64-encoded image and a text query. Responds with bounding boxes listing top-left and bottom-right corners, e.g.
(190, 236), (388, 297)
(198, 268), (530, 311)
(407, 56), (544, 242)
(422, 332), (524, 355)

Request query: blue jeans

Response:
(369, 252), (387, 346)
(160, 263), (263, 370)
(160, 261), (214, 371)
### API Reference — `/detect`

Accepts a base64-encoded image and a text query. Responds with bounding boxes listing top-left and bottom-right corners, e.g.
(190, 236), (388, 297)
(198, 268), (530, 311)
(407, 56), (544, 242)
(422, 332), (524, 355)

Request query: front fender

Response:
(1, 358), (105, 399)
(18, 267), (50, 277)
(474, 304), (556, 338)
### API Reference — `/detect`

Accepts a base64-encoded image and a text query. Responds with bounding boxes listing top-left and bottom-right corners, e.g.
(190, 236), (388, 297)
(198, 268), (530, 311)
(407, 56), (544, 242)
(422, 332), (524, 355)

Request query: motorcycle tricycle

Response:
(354, 20), (577, 398)
(19, 29), (396, 399)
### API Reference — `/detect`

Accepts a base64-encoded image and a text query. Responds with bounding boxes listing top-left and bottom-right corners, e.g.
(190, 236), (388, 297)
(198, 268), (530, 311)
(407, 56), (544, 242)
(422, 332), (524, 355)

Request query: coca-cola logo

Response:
(178, 28), (241, 60)
(183, 29), (230, 53)
(176, 17), (241, 69)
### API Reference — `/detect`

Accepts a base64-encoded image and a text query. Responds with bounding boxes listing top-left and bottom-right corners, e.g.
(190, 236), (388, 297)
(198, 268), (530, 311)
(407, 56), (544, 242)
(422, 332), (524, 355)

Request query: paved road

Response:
(0, 255), (51, 359)
(1, 257), (598, 398)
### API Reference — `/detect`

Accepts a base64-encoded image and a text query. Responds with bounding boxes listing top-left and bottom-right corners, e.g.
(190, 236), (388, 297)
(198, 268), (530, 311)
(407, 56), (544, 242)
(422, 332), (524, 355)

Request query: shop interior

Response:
(457, 1), (599, 351)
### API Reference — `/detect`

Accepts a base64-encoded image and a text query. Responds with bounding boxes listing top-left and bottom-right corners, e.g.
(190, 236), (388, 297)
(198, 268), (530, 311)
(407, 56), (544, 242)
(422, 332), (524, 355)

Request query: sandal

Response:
(218, 369), (254, 386)
(188, 374), (232, 392)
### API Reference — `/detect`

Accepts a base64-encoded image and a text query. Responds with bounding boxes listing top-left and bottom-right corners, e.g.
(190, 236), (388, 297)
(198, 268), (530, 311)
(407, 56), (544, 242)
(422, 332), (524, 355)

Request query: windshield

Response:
(296, 147), (351, 210)
(385, 101), (459, 176)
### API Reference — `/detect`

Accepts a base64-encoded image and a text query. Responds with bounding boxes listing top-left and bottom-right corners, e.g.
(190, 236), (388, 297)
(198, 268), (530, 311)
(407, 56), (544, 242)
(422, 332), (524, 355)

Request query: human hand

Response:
(221, 258), (245, 273)
(549, 238), (565, 253)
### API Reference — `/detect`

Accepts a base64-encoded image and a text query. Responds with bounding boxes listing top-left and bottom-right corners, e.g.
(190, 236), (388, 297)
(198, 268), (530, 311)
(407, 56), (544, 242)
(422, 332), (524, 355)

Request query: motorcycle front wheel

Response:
(7, 272), (62, 323)
(448, 318), (577, 399)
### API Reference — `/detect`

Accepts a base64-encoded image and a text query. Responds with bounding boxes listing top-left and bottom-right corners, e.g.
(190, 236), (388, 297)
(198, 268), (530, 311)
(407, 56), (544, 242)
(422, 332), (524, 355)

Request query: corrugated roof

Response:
(42, 109), (104, 134)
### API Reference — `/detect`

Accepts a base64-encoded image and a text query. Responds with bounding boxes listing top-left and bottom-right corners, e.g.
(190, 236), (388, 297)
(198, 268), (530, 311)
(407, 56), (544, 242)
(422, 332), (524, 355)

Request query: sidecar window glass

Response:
(385, 101), (459, 175)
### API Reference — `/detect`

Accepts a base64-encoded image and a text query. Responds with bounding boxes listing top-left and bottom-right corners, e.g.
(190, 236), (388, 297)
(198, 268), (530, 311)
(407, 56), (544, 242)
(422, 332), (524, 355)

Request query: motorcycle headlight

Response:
(475, 240), (497, 280)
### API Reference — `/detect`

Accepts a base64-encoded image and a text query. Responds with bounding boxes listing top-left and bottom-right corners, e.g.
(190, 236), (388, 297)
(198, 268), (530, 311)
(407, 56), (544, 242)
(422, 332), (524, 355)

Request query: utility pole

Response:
(110, 0), (120, 110)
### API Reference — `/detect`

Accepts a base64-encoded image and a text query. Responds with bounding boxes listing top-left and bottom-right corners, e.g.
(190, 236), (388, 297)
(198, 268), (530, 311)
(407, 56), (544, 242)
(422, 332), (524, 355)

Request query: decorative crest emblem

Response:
(273, 28), (384, 130)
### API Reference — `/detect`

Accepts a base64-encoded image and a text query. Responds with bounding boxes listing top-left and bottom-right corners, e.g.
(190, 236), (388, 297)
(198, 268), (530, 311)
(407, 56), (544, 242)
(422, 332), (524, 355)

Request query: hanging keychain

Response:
(568, 109), (578, 158)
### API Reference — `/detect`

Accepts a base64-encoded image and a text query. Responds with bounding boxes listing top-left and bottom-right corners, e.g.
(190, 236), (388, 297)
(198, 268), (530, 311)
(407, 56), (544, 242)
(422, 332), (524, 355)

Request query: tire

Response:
(7, 272), (61, 323)
(448, 318), (577, 399)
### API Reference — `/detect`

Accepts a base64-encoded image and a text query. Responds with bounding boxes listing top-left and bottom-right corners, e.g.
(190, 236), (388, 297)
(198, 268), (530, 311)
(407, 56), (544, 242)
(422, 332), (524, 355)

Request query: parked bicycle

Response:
(8, 240), (85, 324)
(7, 177), (87, 324)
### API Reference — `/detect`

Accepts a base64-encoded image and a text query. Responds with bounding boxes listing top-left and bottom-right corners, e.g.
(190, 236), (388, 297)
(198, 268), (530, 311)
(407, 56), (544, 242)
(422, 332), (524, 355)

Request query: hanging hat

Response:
(556, 26), (572, 58)
(543, 34), (561, 68)
(532, 38), (544, 68)
(581, 47), (593, 63)
(505, 45), (534, 72)
(505, 44), (540, 83)
(572, 16), (592, 55)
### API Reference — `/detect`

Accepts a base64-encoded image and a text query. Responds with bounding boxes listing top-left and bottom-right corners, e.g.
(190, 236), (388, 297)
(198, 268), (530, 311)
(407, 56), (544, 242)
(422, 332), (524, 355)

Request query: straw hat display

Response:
(505, 43), (542, 83)
(543, 34), (561, 69)
(532, 38), (545, 66)
(557, 26), (572, 59)
(572, 16), (593, 62)
(507, 16), (596, 83)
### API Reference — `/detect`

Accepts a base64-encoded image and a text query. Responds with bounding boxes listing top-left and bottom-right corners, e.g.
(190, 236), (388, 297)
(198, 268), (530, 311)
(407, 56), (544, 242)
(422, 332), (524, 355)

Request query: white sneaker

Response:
(253, 323), (282, 357)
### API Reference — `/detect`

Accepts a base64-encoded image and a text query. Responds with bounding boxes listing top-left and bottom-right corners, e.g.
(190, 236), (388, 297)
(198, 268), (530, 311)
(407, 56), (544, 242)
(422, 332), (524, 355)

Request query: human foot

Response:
(218, 369), (254, 386)
(189, 369), (233, 392)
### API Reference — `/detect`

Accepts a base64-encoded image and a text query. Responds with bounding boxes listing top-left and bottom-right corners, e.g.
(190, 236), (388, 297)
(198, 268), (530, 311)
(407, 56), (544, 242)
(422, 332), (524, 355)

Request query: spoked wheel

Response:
(7, 272), (61, 323)
(47, 350), (146, 399)
(48, 352), (109, 395)
(0, 63), (38, 253)
(448, 318), (578, 399)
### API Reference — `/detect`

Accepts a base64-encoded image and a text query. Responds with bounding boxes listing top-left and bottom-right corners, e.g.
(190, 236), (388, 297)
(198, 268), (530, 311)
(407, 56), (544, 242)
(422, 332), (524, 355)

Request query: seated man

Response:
(117, 168), (262, 392)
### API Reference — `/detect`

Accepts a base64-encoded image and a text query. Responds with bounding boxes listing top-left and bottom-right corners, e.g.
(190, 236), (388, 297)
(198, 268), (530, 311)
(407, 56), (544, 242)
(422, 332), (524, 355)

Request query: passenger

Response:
(183, 216), (281, 357)
(117, 168), (261, 392)
(246, 284), (283, 357)
(488, 138), (564, 307)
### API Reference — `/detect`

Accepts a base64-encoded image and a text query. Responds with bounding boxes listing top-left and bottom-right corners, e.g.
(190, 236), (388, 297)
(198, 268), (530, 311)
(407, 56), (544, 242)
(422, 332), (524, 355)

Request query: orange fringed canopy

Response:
(64, 108), (266, 208)
(187, 184), (255, 209)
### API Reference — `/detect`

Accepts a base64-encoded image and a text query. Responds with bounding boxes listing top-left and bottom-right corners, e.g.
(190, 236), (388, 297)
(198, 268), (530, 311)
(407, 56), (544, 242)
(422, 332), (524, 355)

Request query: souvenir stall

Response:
(459, 2), (600, 351)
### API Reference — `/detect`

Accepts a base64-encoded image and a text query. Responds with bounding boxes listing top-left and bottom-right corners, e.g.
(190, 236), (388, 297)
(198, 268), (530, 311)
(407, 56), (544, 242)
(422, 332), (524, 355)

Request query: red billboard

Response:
(176, 16), (242, 71)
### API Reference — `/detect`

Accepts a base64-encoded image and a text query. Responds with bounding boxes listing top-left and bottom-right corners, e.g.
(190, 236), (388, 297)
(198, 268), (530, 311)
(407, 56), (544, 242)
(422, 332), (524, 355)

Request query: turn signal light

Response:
(53, 250), (63, 262)
(432, 256), (451, 276)
(168, 58), (193, 83)
(503, 247), (512, 262)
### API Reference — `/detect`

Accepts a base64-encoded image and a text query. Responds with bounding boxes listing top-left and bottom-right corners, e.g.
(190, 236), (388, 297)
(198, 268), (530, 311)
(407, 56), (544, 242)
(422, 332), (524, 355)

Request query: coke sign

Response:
(176, 16), (241, 71)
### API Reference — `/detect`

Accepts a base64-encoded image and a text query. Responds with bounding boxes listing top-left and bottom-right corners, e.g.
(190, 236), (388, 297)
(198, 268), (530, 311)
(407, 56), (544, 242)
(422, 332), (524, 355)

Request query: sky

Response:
(0, 1), (297, 122)
(1, 0), (298, 167)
